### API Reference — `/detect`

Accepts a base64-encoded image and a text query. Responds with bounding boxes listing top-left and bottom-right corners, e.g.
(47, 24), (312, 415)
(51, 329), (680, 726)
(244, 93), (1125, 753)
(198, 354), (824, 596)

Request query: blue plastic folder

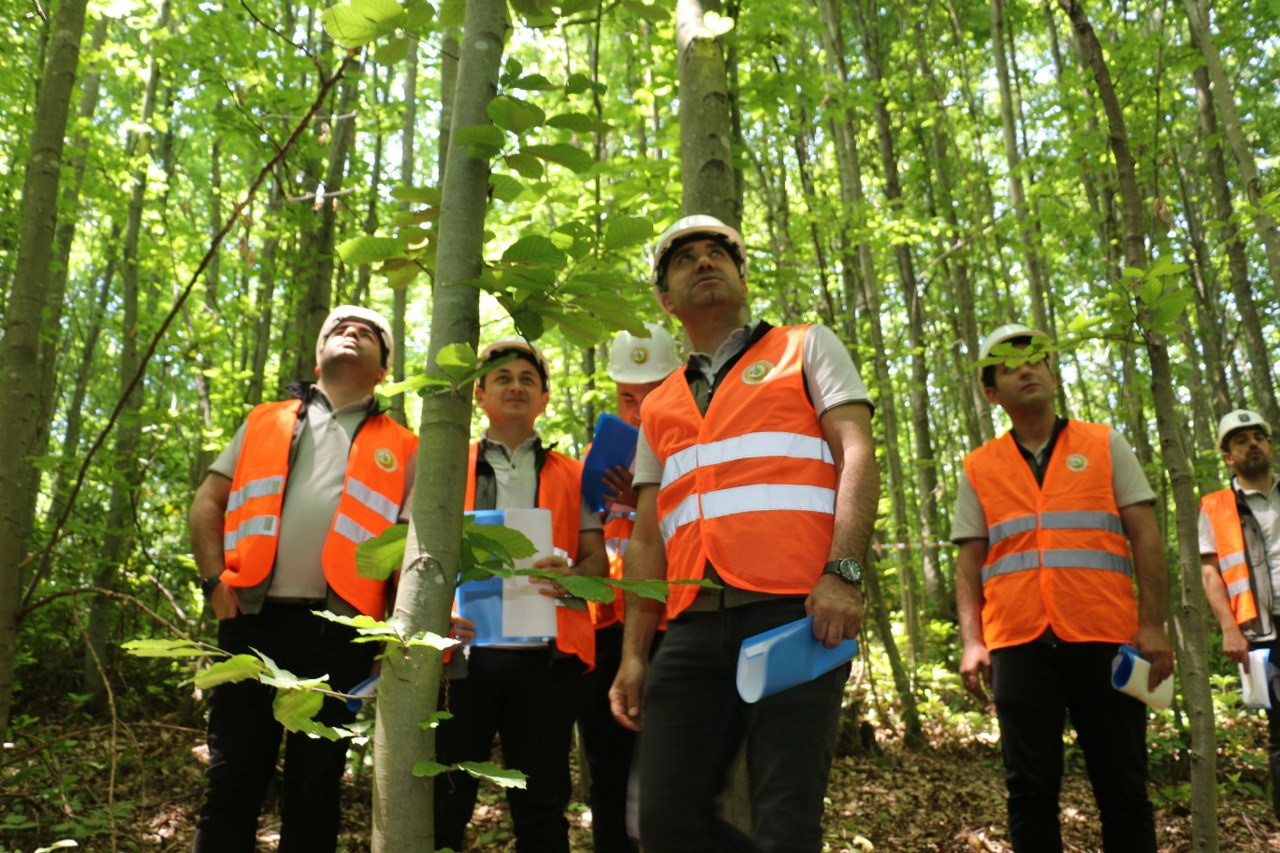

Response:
(582, 413), (639, 512)
(736, 615), (859, 704)
(456, 509), (557, 646)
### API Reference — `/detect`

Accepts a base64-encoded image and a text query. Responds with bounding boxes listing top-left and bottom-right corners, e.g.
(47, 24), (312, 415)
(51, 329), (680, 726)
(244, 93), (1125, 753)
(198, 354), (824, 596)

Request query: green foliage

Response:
(356, 522), (409, 580)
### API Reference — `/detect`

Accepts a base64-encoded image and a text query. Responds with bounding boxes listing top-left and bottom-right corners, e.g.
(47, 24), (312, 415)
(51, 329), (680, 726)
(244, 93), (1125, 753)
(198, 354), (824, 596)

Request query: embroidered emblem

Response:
(631, 347), (649, 365)
(374, 448), (398, 473)
(742, 360), (775, 384)
(1066, 453), (1088, 473)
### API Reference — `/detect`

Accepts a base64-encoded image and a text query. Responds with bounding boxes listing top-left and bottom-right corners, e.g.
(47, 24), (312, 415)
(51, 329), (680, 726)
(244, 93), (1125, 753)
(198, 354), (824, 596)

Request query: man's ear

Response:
(654, 286), (676, 317)
(982, 384), (1000, 405)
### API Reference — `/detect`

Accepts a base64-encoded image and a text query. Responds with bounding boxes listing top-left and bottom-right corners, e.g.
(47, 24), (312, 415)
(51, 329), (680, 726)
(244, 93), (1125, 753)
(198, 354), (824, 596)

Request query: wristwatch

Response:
(823, 557), (864, 586)
(201, 576), (222, 597)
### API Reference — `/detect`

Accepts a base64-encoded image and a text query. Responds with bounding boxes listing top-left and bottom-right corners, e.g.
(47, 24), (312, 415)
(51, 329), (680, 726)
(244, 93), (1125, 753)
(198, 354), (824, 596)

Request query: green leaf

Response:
(439, 0), (465, 26)
(373, 35), (409, 65)
(320, 0), (405, 46)
(391, 185), (441, 205)
(412, 759), (451, 777)
(502, 235), (568, 267)
(544, 308), (606, 349)
(604, 215), (653, 251)
(273, 689), (327, 733)
(437, 342), (480, 383)
(546, 112), (608, 133)
(453, 124), (506, 158)
(511, 73), (557, 91)
(624, 0), (669, 23)
(403, 0), (434, 31)
(457, 760), (528, 789)
(504, 152), (545, 179)
(121, 638), (216, 659)
(338, 235), (405, 266)
(520, 143), (594, 174)
(1120, 266), (1146, 279)
(466, 521), (538, 561)
(611, 577), (675, 602)
(487, 96), (546, 135)
(356, 523), (408, 580)
(564, 72), (592, 95)
(194, 654), (269, 689)
(380, 373), (448, 397)
(490, 173), (527, 202)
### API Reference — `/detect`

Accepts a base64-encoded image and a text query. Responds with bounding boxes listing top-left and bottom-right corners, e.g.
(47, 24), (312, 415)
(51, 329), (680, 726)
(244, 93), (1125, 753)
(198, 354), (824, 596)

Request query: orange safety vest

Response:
(221, 399), (418, 618)
(643, 325), (837, 620)
(1201, 489), (1260, 627)
(589, 509), (634, 628)
(964, 420), (1137, 649)
(465, 442), (596, 668)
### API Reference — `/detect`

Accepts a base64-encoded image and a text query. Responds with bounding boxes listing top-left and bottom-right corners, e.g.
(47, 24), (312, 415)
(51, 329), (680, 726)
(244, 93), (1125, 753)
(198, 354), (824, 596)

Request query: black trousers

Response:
(434, 646), (586, 852)
(194, 603), (375, 853)
(990, 640), (1156, 853)
(1246, 637), (1280, 819)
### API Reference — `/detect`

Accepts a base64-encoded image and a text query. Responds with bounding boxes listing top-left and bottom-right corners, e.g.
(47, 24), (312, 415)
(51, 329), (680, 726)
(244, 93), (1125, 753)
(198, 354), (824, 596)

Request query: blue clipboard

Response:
(582, 413), (639, 512)
(736, 615), (858, 703)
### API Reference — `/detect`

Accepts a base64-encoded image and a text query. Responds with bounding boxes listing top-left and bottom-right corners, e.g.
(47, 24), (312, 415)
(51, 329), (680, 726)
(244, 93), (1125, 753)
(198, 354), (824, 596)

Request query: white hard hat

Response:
(316, 305), (394, 368)
(651, 214), (747, 288)
(608, 322), (682, 383)
(977, 323), (1050, 363)
(480, 337), (551, 388)
(1216, 409), (1271, 450)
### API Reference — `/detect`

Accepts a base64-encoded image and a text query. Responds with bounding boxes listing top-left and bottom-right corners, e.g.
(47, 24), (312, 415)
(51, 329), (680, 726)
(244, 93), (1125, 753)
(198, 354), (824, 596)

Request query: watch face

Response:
(838, 558), (863, 583)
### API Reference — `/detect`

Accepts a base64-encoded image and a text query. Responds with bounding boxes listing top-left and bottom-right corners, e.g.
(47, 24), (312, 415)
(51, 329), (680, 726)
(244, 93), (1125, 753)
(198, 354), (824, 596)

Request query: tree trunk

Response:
(1059, 3), (1219, 849)
(675, 0), (737, 224)
(390, 37), (418, 428)
(370, 2), (505, 848)
(0, 0), (90, 737)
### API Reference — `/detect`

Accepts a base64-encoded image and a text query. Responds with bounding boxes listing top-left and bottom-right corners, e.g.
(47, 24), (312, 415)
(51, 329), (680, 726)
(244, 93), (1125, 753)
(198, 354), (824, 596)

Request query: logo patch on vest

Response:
(741, 359), (776, 384)
(631, 347), (649, 365)
(374, 448), (398, 472)
(1065, 453), (1088, 472)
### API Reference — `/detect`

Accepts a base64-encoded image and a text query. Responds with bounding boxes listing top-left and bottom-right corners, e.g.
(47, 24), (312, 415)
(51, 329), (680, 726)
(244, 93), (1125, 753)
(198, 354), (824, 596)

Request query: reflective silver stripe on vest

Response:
(1218, 550), (1247, 572)
(660, 432), (834, 491)
(659, 484), (835, 543)
(223, 514), (279, 550)
(226, 475), (285, 512)
(346, 477), (400, 524)
(605, 538), (629, 560)
(333, 513), (375, 545)
(1227, 577), (1252, 598)
(987, 511), (1125, 546)
(981, 548), (1132, 583)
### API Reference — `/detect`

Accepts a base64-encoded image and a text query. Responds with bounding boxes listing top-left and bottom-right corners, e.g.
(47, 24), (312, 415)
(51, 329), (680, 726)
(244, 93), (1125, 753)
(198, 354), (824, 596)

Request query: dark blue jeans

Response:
(636, 599), (849, 853)
(434, 646), (586, 853)
(194, 603), (375, 853)
(990, 640), (1156, 853)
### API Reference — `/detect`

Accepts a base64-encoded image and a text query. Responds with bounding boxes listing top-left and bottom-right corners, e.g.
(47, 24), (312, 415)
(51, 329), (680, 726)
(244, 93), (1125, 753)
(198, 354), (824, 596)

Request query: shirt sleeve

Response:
(950, 470), (989, 542)
(579, 501), (603, 531)
(633, 428), (663, 487)
(803, 324), (873, 418)
(1109, 430), (1157, 508)
(1198, 508), (1217, 557)
(208, 421), (248, 480)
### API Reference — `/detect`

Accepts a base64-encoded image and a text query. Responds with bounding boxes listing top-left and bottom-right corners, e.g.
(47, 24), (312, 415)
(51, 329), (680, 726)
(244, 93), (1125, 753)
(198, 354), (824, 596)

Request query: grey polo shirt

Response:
(1198, 475), (1280, 613)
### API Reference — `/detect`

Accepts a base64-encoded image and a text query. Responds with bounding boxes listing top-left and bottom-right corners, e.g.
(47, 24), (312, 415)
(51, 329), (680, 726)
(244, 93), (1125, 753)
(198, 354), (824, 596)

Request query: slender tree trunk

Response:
(0, 0), (91, 737)
(675, 0), (737, 224)
(247, 178), (284, 408)
(370, 3), (505, 848)
(390, 37), (418, 427)
(1059, 3), (1219, 849)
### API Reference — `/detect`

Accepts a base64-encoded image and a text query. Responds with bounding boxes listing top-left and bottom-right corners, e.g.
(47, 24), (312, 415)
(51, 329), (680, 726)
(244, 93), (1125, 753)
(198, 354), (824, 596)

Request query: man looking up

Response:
(1199, 409), (1280, 818)
(953, 323), (1173, 852)
(190, 305), (417, 851)
(609, 215), (878, 852)
(580, 321), (681, 853)
(432, 337), (607, 853)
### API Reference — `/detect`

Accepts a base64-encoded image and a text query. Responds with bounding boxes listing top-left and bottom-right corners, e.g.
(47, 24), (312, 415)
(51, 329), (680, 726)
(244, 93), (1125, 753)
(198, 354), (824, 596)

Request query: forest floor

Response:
(2, 706), (1280, 851)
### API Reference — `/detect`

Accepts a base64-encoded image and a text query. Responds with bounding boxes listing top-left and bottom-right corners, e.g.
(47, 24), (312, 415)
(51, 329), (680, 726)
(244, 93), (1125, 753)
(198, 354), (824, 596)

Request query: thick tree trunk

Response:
(1060, 3), (1219, 849)
(0, 0), (91, 737)
(370, 3), (505, 849)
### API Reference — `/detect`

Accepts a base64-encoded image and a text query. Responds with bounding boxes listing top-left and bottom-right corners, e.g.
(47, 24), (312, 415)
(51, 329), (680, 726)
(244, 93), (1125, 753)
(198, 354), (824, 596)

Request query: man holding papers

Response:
(1199, 409), (1280, 819)
(609, 215), (878, 852)
(433, 337), (607, 853)
(953, 323), (1172, 852)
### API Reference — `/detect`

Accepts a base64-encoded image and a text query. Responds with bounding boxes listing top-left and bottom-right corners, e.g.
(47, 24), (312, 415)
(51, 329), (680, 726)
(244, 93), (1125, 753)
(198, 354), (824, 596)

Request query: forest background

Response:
(2, 0), (1280, 849)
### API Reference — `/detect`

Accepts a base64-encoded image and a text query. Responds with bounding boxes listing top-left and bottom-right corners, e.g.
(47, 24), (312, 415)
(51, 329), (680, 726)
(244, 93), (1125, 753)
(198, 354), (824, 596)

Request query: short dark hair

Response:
(481, 347), (548, 391)
(981, 335), (1035, 389)
(655, 233), (745, 292)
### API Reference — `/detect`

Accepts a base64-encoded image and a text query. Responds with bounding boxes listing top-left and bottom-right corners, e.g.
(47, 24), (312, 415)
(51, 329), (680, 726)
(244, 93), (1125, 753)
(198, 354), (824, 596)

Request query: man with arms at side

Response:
(190, 305), (417, 851)
(609, 215), (879, 852)
(1199, 409), (1280, 819)
(953, 323), (1173, 852)
(432, 337), (607, 853)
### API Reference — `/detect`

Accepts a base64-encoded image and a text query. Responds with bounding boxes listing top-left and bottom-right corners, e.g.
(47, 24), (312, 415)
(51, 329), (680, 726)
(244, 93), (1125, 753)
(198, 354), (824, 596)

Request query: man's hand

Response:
(609, 654), (648, 732)
(1132, 623), (1175, 690)
(805, 573), (864, 649)
(209, 582), (242, 621)
(960, 642), (992, 705)
(449, 615), (477, 644)
(1222, 624), (1250, 671)
(531, 555), (573, 598)
(603, 465), (639, 510)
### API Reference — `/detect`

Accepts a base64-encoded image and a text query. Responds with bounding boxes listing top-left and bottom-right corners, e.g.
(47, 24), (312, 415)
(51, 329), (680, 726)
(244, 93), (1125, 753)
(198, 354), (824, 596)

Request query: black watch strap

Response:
(201, 576), (222, 596)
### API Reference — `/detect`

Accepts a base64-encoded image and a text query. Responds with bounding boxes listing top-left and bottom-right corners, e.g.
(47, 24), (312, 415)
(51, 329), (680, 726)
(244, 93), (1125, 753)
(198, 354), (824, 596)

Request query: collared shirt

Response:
(1199, 474), (1280, 611)
(476, 431), (602, 532)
